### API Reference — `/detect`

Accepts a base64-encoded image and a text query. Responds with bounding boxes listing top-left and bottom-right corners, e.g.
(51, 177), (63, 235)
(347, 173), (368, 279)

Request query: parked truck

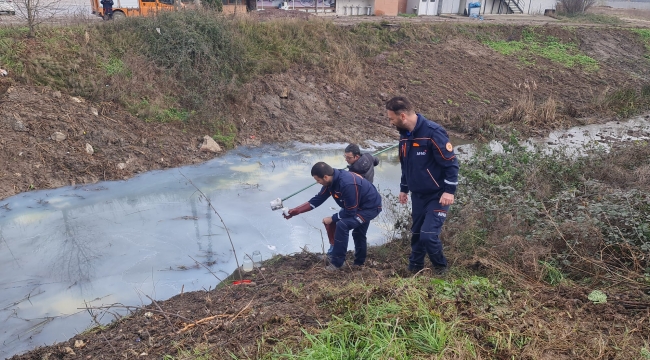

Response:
(90, 0), (179, 19)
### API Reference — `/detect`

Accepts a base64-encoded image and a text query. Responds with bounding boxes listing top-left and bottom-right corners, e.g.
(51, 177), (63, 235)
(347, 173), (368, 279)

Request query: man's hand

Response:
(440, 192), (455, 206)
(323, 216), (333, 225)
(399, 192), (408, 204)
(283, 210), (296, 220)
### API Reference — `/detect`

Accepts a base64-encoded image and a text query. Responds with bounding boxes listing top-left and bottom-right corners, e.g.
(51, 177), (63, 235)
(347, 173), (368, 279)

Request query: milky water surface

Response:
(0, 144), (408, 358)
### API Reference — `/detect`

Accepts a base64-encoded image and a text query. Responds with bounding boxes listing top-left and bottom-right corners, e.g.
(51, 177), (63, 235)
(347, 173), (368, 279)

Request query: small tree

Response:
(202, 0), (223, 11)
(15, 0), (63, 37)
(558, 0), (596, 16)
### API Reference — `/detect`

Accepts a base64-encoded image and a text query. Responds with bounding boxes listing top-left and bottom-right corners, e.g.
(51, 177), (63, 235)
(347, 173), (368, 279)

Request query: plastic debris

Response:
(588, 290), (607, 304)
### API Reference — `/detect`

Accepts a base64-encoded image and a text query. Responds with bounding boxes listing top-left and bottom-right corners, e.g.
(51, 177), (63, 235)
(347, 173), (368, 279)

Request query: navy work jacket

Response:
(399, 114), (459, 196)
(308, 169), (382, 222)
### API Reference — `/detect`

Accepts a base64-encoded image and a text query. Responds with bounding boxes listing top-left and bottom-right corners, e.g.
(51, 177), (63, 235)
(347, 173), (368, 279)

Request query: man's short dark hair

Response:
(385, 96), (414, 114)
(311, 162), (334, 178)
(345, 144), (361, 157)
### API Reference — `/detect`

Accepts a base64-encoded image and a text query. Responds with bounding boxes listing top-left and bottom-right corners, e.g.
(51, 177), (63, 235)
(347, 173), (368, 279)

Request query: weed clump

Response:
(449, 137), (650, 283)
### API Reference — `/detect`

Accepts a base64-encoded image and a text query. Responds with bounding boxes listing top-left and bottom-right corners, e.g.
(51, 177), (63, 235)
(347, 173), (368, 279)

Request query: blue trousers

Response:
(409, 192), (449, 270)
(330, 208), (381, 268)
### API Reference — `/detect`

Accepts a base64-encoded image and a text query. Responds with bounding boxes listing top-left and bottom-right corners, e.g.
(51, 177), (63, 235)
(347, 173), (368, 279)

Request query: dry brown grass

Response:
(582, 142), (650, 191)
(499, 80), (568, 133)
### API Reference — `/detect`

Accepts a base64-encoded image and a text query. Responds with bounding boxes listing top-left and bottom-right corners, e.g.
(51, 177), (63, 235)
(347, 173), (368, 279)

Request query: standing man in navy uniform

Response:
(385, 96), (459, 274)
(283, 162), (382, 271)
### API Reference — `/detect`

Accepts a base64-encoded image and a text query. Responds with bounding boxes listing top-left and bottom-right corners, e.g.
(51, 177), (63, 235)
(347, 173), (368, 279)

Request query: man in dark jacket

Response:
(283, 162), (382, 271)
(314, 143), (381, 259)
(345, 143), (380, 184)
(386, 96), (459, 275)
(100, 0), (113, 19)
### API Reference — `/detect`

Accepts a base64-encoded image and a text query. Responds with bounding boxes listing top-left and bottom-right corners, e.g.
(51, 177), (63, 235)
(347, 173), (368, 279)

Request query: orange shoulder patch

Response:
(445, 142), (453, 152)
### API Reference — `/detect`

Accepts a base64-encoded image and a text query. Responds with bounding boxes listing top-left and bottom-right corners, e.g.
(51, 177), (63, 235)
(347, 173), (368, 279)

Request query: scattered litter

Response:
(588, 290), (607, 304)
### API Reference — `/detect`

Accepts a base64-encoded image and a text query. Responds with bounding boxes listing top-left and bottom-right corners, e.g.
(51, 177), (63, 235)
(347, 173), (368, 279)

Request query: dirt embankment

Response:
(9, 243), (650, 360)
(0, 84), (221, 200)
(1, 22), (649, 202)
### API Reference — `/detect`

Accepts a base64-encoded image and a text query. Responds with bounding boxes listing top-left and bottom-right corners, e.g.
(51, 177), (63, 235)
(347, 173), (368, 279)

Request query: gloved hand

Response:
(283, 202), (313, 220)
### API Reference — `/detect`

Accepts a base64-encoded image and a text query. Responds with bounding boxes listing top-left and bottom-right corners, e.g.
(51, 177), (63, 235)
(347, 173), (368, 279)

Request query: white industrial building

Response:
(332, 0), (558, 16)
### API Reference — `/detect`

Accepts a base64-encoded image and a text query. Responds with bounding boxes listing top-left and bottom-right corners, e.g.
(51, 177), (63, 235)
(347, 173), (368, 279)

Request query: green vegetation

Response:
(632, 28), (650, 59)
(466, 91), (490, 104)
(540, 260), (566, 285)
(102, 58), (128, 76)
(163, 344), (214, 360)
(600, 86), (650, 117)
(271, 275), (508, 359)
(452, 136), (650, 283)
(558, 13), (623, 25)
(484, 29), (599, 70)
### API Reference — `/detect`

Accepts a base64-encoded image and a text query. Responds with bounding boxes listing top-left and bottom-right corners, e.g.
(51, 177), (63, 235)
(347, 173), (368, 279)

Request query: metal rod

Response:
(280, 143), (399, 201)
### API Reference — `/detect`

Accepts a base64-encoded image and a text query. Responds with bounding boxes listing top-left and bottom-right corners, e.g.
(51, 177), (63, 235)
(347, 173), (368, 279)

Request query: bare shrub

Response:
(376, 189), (412, 244)
(488, 234), (551, 278)
(502, 97), (532, 124)
(536, 97), (558, 125)
(564, 102), (579, 118)
(14, 0), (63, 37)
(582, 142), (650, 191)
(557, 0), (596, 16)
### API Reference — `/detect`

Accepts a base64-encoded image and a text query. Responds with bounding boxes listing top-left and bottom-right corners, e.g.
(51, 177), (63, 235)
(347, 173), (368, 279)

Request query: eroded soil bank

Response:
(2, 18), (650, 201)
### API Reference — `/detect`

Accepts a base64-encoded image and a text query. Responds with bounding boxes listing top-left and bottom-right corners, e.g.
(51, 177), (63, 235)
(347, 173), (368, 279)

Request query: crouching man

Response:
(283, 162), (382, 271)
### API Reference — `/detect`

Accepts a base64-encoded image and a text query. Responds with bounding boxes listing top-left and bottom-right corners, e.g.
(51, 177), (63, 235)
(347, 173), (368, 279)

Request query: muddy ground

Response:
(9, 240), (650, 359)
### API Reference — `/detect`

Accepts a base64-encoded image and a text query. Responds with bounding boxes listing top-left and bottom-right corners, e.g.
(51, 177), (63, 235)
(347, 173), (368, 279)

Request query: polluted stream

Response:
(1, 115), (649, 358)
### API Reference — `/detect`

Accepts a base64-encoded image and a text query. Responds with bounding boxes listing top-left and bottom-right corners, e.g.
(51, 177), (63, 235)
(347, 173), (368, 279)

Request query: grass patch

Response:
(101, 57), (128, 76)
(558, 13), (624, 25)
(484, 29), (599, 70)
(271, 275), (511, 359)
(212, 120), (237, 149)
(599, 86), (650, 117)
(632, 28), (650, 59)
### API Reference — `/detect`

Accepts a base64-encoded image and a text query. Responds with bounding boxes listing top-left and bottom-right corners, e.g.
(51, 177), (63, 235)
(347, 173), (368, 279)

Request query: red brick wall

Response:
(374, 0), (398, 15)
